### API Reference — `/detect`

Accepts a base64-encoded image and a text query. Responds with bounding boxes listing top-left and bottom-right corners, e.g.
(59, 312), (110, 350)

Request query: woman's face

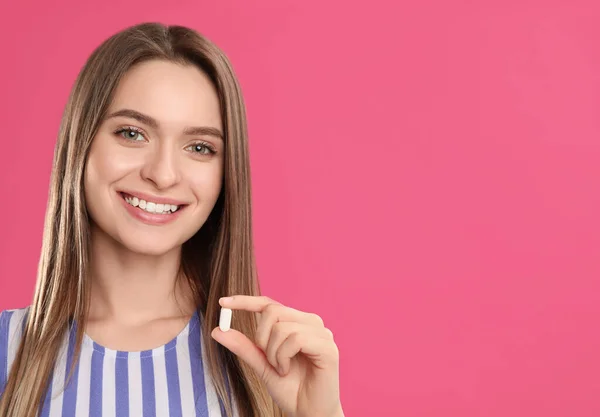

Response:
(84, 60), (224, 256)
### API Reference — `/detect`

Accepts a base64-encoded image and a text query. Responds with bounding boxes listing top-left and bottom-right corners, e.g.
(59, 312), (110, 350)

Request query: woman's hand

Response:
(211, 295), (344, 417)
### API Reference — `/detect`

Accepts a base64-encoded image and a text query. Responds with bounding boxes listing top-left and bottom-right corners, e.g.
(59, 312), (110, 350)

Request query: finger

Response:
(256, 304), (325, 351)
(276, 329), (339, 375)
(264, 322), (313, 373)
(219, 295), (279, 312)
(219, 295), (325, 326)
(265, 323), (334, 375)
(211, 327), (278, 383)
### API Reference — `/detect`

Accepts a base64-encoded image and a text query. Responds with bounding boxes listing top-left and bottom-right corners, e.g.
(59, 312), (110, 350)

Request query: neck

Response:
(88, 224), (195, 325)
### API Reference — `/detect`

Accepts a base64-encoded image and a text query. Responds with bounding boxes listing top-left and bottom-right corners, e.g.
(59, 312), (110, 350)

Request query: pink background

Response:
(1, 1), (599, 416)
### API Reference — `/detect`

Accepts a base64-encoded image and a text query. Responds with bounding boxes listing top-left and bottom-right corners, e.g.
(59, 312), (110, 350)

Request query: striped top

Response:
(0, 307), (238, 417)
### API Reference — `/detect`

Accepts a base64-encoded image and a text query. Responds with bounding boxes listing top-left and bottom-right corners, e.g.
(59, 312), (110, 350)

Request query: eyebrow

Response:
(105, 108), (224, 140)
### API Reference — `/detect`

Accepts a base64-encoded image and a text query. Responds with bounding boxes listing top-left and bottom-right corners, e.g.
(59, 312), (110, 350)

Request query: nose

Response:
(140, 143), (180, 190)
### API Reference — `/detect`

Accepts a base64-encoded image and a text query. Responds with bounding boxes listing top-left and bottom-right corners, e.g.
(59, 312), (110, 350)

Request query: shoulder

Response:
(1, 306), (30, 391)
(0, 306), (29, 332)
(0, 306), (30, 363)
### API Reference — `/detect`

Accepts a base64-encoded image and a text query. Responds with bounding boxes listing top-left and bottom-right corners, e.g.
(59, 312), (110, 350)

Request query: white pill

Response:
(219, 308), (232, 332)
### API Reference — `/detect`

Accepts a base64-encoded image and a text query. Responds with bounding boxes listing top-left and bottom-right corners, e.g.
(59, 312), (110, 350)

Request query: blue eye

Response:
(113, 127), (216, 156)
(187, 142), (217, 155)
(114, 127), (145, 141)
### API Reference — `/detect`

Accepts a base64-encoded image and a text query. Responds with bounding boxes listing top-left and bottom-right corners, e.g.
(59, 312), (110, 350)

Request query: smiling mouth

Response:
(119, 192), (185, 215)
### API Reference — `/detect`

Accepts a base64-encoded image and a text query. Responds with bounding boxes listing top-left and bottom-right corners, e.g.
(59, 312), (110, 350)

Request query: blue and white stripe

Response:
(0, 307), (235, 417)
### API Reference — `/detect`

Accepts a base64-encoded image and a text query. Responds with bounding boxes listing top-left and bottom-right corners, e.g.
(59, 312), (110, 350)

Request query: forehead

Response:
(108, 60), (222, 130)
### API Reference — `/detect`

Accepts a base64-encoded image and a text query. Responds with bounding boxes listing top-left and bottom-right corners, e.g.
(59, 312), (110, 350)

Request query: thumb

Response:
(211, 327), (278, 382)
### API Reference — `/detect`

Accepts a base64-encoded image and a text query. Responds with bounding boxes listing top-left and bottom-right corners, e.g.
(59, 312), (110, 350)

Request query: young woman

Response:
(0, 22), (343, 417)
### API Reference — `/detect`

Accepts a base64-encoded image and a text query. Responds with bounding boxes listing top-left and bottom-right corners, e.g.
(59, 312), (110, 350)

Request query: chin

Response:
(118, 236), (182, 257)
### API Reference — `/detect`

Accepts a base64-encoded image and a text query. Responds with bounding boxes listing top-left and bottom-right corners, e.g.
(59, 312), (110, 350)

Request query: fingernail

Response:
(220, 296), (233, 304)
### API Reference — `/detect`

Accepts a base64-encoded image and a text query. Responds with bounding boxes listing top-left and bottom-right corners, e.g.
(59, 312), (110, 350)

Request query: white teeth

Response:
(124, 195), (179, 214)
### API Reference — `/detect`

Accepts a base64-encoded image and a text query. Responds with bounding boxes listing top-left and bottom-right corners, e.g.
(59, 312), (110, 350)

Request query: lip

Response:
(118, 192), (186, 226)
(118, 190), (188, 206)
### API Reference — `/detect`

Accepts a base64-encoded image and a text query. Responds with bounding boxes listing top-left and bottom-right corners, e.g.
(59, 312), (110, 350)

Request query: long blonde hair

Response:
(0, 22), (282, 417)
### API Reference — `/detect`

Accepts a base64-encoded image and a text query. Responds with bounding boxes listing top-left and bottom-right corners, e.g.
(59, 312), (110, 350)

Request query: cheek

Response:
(85, 136), (141, 186)
(83, 150), (101, 200)
(187, 163), (224, 202)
